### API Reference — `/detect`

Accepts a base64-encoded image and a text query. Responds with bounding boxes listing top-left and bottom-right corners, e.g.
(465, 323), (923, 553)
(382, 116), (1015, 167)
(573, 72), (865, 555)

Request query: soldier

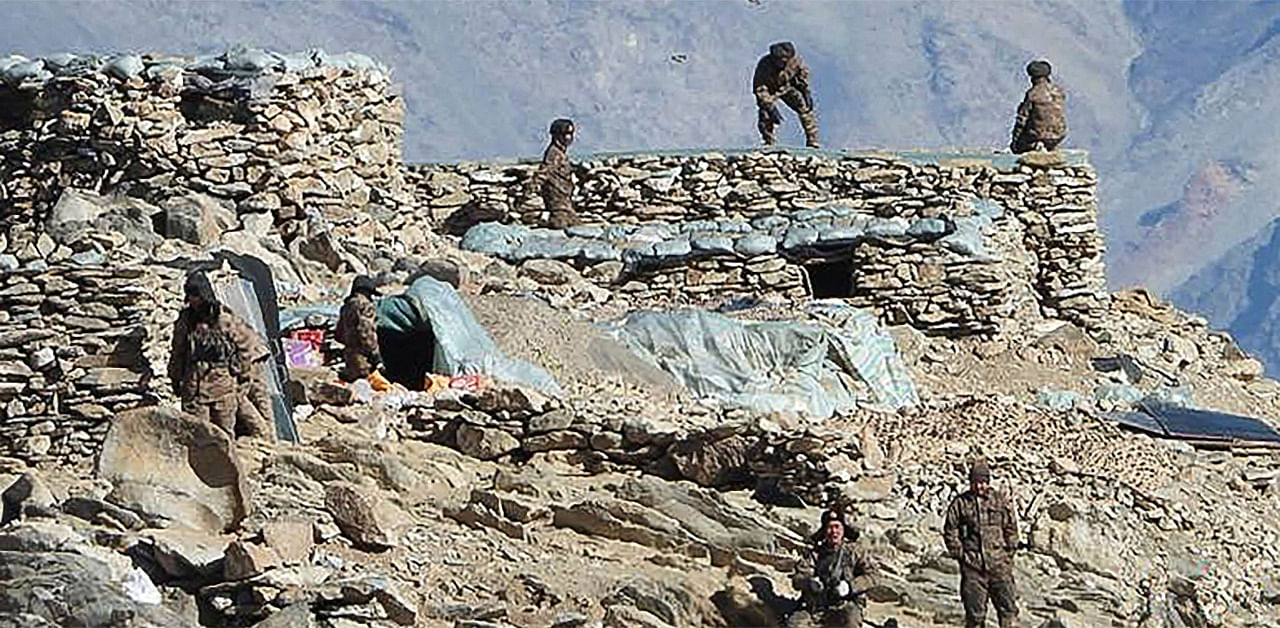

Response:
(335, 275), (382, 382)
(1010, 60), (1066, 154)
(754, 41), (819, 148)
(943, 460), (1021, 628)
(788, 508), (878, 628)
(530, 118), (580, 229)
(168, 271), (273, 438)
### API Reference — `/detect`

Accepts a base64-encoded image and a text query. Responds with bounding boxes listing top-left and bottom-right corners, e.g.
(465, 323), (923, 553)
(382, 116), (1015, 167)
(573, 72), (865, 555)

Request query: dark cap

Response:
(351, 275), (379, 296)
(1027, 60), (1052, 78)
(550, 118), (574, 136)
(769, 41), (796, 58)
(969, 460), (991, 482)
(184, 271), (215, 302)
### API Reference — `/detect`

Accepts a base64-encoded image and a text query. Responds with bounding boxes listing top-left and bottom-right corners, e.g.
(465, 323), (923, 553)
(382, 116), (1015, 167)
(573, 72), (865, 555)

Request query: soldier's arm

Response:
(791, 548), (816, 589)
(356, 299), (382, 362)
(753, 59), (774, 105)
(1012, 93), (1032, 140)
(849, 547), (878, 593)
(943, 498), (962, 558)
(167, 316), (188, 394)
(1001, 494), (1019, 550)
(227, 314), (270, 367)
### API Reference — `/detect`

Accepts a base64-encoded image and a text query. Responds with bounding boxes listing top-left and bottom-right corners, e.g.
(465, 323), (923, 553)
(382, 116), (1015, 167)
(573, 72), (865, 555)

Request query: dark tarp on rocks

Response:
(1116, 402), (1280, 447)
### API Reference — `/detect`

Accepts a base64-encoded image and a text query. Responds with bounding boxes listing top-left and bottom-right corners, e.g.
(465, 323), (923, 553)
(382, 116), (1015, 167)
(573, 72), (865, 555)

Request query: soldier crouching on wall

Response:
(789, 508), (879, 628)
(168, 271), (273, 439)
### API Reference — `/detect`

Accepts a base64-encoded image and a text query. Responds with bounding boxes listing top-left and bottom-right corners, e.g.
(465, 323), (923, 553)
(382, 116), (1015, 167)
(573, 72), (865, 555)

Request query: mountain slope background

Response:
(6, 0), (1280, 370)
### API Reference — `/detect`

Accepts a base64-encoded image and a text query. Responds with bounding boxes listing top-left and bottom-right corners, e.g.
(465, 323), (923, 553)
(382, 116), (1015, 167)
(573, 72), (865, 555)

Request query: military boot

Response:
(799, 110), (820, 148)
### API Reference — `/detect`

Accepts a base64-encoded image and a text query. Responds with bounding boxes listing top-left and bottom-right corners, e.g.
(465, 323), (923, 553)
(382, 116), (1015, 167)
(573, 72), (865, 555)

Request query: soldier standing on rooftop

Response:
(943, 460), (1022, 628)
(753, 41), (820, 148)
(1010, 60), (1066, 154)
(529, 118), (580, 229)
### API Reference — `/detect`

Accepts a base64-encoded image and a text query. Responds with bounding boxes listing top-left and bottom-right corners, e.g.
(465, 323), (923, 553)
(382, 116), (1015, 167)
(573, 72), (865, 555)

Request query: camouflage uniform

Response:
(944, 488), (1021, 628)
(533, 139), (579, 229)
(1011, 80), (1066, 154)
(168, 307), (272, 438)
(754, 44), (820, 148)
(336, 291), (381, 382)
(788, 540), (877, 628)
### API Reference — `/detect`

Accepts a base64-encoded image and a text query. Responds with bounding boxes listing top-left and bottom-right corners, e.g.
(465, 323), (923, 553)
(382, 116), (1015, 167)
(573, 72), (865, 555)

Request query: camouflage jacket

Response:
(944, 489), (1019, 578)
(753, 52), (811, 102)
(792, 540), (877, 608)
(336, 293), (381, 363)
(533, 140), (574, 200)
(1012, 80), (1067, 143)
(168, 307), (269, 403)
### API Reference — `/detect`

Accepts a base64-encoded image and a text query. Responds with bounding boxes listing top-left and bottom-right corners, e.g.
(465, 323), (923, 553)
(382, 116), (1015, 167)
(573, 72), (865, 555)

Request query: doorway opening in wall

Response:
(805, 258), (855, 298)
(0, 88), (34, 131)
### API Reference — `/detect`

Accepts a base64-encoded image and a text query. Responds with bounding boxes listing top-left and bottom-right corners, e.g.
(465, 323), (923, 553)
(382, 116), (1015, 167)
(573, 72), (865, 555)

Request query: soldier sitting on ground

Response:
(789, 507), (879, 628)
(754, 41), (820, 148)
(168, 271), (273, 439)
(335, 275), (383, 383)
(1010, 60), (1066, 154)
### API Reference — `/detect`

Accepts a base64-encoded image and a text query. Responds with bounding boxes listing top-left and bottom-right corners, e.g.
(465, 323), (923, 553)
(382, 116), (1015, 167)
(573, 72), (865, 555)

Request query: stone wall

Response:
(0, 263), (182, 467)
(420, 149), (1107, 333)
(0, 49), (405, 267)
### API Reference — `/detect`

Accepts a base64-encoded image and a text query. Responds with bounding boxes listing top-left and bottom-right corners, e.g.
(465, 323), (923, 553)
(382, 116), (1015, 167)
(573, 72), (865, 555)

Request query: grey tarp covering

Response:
(376, 275), (562, 396)
(212, 276), (299, 443)
(606, 302), (916, 418)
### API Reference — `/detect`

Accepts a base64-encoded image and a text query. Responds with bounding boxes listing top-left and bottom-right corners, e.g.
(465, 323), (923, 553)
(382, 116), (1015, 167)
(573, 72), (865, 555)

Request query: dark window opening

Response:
(806, 258), (855, 298)
(179, 92), (251, 125)
(0, 88), (34, 131)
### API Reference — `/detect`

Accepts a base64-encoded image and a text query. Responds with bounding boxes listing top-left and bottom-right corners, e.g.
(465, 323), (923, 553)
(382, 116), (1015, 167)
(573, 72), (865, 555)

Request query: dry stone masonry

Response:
(0, 47), (406, 263)
(416, 150), (1108, 334)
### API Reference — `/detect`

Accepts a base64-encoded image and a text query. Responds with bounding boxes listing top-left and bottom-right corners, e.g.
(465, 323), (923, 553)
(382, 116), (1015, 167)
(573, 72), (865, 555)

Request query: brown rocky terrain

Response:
(2, 50), (1279, 628)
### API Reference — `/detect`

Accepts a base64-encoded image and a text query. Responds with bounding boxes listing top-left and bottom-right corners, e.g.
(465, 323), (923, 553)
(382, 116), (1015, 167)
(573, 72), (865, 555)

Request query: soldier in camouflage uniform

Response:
(943, 460), (1021, 628)
(168, 271), (273, 439)
(336, 275), (382, 382)
(1010, 60), (1066, 154)
(788, 508), (878, 628)
(530, 118), (580, 229)
(754, 41), (820, 148)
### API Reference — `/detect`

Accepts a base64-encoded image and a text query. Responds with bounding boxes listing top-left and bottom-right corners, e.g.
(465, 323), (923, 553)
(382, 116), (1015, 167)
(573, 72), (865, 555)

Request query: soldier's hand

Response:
(800, 577), (823, 594)
(756, 94), (775, 110)
(834, 580), (850, 598)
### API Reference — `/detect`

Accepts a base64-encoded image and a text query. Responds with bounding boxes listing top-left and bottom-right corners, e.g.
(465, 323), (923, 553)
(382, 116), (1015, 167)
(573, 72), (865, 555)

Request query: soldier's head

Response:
(969, 459), (992, 496)
(1026, 60), (1052, 81)
(550, 118), (575, 146)
(184, 271), (219, 322)
(350, 275), (379, 298)
(820, 508), (849, 546)
(769, 41), (796, 61)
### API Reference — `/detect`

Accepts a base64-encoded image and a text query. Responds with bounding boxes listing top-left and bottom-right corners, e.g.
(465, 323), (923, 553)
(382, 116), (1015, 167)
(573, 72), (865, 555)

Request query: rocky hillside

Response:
(3, 152), (1280, 628)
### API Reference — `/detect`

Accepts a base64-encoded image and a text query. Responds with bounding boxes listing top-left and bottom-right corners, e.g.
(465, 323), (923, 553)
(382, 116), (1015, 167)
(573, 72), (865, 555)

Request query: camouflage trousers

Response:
(541, 191), (580, 229)
(341, 350), (379, 382)
(961, 568), (1019, 628)
(787, 604), (861, 628)
(1010, 134), (1062, 154)
(183, 394), (239, 437)
(758, 90), (820, 148)
(183, 381), (272, 440)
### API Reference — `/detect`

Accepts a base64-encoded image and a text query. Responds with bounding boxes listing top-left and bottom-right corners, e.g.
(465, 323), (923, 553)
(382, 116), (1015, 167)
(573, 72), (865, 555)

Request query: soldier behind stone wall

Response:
(943, 459), (1021, 628)
(528, 118), (580, 229)
(753, 41), (820, 148)
(1010, 60), (1066, 154)
(168, 271), (273, 439)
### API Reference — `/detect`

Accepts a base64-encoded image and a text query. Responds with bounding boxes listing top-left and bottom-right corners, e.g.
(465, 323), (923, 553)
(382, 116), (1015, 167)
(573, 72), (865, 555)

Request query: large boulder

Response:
(0, 551), (193, 627)
(323, 482), (404, 550)
(157, 193), (235, 246)
(96, 406), (250, 533)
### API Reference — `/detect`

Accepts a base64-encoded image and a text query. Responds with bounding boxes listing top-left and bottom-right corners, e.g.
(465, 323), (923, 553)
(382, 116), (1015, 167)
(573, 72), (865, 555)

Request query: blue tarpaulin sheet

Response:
(1116, 402), (1280, 446)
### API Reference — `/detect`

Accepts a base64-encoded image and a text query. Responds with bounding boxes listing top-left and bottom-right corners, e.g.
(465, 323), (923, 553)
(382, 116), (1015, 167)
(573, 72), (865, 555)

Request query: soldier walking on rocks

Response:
(943, 460), (1021, 628)
(754, 41), (820, 148)
(788, 508), (878, 627)
(1010, 60), (1066, 154)
(530, 118), (580, 229)
(168, 271), (273, 439)
(335, 275), (382, 382)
